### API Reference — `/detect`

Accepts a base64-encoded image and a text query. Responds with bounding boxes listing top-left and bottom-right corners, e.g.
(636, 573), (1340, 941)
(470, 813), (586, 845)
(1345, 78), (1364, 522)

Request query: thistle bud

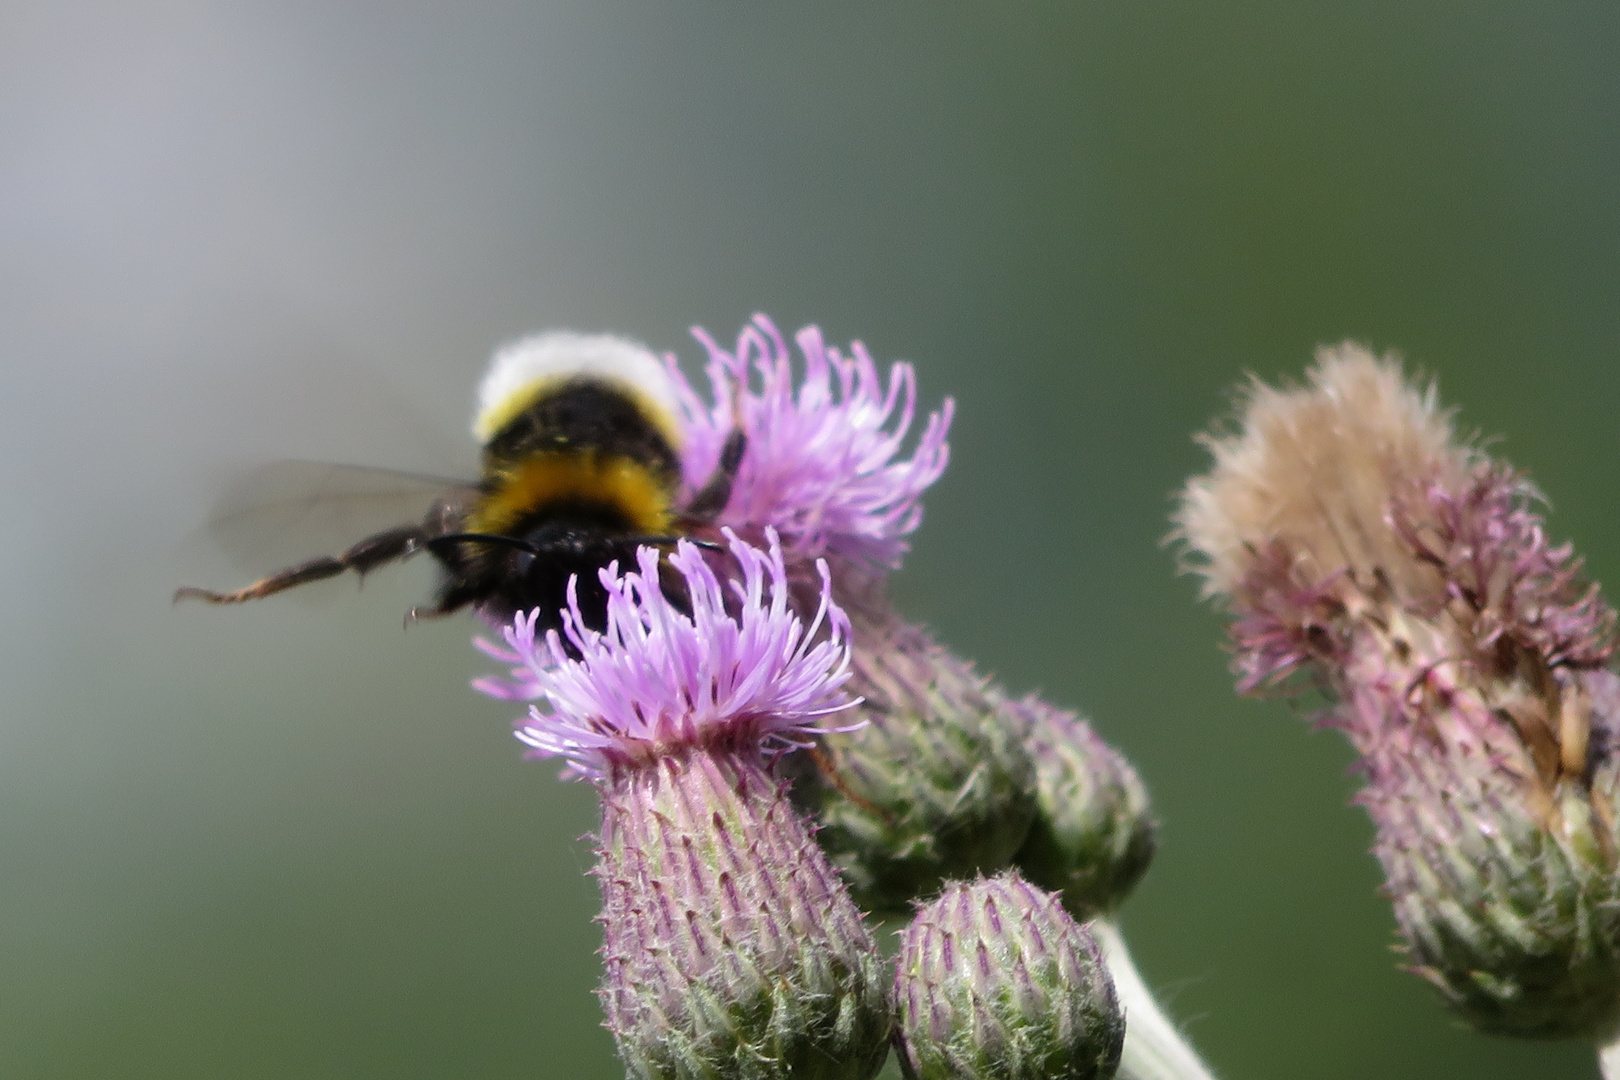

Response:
(894, 872), (1124, 1080)
(1176, 345), (1620, 1038)
(786, 587), (1040, 913)
(1010, 697), (1157, 917)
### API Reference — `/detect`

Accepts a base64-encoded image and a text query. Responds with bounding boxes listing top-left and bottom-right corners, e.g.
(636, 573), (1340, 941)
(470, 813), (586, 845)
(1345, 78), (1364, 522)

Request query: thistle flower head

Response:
(894, 871), (1124, 1080)
(474, 530), (891, 1078)
(475, 530), (859, 777)
(1177, 343), (1620, 1038)
(670, 314), (954, 570)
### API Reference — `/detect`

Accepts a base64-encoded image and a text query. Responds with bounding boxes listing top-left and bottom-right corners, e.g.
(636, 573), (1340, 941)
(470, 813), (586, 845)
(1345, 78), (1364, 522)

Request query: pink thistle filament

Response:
(482, 529), (861, 775)
(670, 314), (953, 571)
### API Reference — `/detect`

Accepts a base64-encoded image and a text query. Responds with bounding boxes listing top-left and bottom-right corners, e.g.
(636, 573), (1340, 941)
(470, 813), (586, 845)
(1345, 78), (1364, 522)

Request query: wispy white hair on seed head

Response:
(472, 331), (683, 445)
(1174, 343), (1471, 600)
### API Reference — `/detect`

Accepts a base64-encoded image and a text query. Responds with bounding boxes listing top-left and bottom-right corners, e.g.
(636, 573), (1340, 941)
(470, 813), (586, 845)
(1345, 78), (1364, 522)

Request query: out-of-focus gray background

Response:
(4, 3), (1617, 1077)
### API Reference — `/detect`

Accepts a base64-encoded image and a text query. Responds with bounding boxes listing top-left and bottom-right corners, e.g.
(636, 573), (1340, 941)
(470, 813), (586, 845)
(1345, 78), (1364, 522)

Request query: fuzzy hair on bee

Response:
(175, 332), (745, 631)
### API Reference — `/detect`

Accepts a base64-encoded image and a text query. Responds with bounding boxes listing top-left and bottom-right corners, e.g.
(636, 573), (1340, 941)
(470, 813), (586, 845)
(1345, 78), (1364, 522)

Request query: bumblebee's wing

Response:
(204, 460), (480, 576)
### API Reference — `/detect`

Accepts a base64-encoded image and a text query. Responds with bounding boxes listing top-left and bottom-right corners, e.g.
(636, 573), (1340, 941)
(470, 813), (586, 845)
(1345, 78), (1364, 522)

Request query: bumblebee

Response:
(176, 332), (744, 630)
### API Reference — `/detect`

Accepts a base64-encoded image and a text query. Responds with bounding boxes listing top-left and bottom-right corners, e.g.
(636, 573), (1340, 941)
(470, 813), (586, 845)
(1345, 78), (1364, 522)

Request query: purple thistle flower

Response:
(668, 314), (953, 571)
(1176, 345), (1620, 1040)
(478, 529), (861, 777)
(479, 530), (891, 1079)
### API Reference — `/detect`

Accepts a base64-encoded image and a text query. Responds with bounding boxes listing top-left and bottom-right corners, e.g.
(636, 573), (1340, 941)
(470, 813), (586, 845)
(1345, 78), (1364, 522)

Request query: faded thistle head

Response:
(894, 871), (1124, 1080)
(477, 532), (891, 1079)
(1176, 345), (1620, 1038)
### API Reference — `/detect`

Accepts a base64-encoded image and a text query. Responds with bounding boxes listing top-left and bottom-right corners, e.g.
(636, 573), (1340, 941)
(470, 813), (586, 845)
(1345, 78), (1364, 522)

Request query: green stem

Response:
(1599, 1032), (1620, 1080)
(1092, 918), (1219, 1080)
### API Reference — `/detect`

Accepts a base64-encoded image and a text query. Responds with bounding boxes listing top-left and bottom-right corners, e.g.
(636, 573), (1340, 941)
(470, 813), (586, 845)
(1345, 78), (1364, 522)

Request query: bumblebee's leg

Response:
(174, 524), (426, 604)
(806, 743), (891, 822)
(406, 579), (481, 623)
(681, 429), (747, 522)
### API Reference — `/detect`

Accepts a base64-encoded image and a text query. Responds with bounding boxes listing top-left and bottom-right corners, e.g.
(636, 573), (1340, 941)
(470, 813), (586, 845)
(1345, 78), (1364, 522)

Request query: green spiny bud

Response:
(1011, 697), (1156, 917)
(894, 872), (1124, 1080)
(787, 585), (1037, 913)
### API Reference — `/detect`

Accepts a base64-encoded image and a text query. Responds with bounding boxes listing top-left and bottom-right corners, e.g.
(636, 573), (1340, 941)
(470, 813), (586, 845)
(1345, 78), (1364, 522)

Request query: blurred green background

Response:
(3, 2), (1617, 1077)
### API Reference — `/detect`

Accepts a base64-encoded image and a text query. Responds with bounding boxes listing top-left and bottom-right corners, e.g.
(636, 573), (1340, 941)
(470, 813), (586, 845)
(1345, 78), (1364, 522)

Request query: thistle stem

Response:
(1092, 918), (1219, 1080)
(1599, 1032), (1620, 1080)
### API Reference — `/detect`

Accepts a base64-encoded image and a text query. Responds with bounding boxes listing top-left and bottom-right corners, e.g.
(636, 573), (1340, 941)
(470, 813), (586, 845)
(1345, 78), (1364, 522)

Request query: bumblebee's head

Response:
(472, 331), (683, 449)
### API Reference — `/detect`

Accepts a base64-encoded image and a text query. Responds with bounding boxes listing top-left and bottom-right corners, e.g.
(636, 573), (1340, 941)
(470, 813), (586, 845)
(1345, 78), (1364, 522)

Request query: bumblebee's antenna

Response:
(428, 532), (721, 558)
